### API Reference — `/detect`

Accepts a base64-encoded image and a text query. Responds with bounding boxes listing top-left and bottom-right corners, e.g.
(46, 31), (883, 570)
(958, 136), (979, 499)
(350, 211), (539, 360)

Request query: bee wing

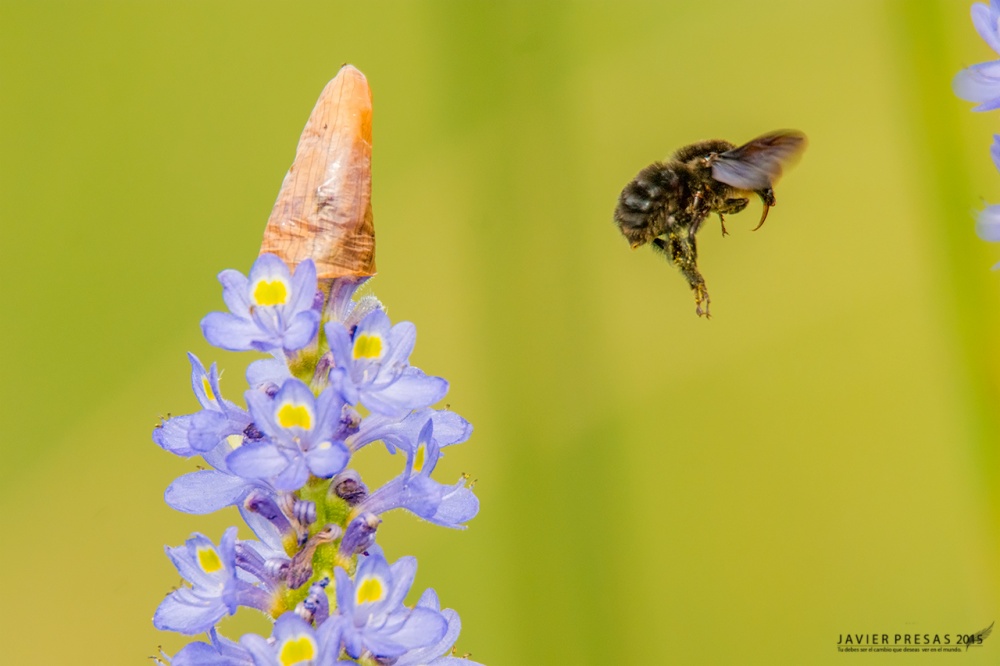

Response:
(710, 130), (807, 190)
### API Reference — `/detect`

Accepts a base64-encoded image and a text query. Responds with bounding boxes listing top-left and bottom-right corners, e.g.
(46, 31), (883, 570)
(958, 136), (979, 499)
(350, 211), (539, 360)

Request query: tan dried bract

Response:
(260, 64), (376, 278)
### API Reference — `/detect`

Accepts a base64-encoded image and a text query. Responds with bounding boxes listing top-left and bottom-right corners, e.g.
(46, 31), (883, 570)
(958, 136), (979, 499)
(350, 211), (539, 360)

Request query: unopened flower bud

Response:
(338, 512), (381, 558)
(331, 469), (368, 505)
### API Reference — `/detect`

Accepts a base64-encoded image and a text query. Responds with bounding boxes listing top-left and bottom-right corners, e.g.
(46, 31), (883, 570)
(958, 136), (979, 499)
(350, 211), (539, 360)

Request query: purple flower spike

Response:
(201, 254), (320, 353)
(155, 236), (479, 657)
(227, 378), (351, 491)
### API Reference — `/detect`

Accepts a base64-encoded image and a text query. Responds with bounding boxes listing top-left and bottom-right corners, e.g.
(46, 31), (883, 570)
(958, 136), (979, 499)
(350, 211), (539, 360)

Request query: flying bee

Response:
(614, 130), (806, 317)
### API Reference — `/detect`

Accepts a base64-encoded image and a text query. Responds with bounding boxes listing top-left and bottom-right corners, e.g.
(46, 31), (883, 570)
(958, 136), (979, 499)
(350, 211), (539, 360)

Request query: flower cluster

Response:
(153, 254), (481, 665)
(954, 0), (1000, 250)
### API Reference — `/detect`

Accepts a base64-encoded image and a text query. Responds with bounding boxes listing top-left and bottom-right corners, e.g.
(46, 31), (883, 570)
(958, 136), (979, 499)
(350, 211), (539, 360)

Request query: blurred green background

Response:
(2, 0), (1000, 663)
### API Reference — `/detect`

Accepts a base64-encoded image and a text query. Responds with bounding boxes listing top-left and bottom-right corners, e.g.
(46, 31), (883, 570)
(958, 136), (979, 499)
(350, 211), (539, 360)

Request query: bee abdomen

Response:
(614, 163), (680, 245)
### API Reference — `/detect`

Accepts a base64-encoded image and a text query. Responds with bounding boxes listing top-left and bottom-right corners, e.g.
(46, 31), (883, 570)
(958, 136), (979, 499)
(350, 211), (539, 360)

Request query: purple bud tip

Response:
(245, 491), (294, 537)
(243, 422), (265, 441)
(244, 491), (282, 520)
(331, 469), (368, 505)
(338, 512), (381, 557)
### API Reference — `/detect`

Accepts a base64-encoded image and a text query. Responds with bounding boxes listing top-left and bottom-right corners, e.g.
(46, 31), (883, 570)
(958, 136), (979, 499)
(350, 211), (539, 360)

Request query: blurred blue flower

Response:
(973, 0), (1000, 54)
(954, 2), (1000, 109)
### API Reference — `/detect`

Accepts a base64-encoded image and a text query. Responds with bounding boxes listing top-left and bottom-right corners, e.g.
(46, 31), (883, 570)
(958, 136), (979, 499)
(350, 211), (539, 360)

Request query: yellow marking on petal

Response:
(252, 278), (289, 306)
(277, 402), (313, 430)
(413, 443), (426, 474)
(197, 546), (223, 574)
(356, 576), (385, 604)
(226, 434), (244, 450)
(352, 333), (383, 359)
(278, 634), (316, 666)
(201, 377), (216, 402)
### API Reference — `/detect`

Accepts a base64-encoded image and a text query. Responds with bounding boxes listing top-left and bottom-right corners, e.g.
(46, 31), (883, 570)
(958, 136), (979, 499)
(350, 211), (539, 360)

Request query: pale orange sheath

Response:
(260, 64), (376, 279)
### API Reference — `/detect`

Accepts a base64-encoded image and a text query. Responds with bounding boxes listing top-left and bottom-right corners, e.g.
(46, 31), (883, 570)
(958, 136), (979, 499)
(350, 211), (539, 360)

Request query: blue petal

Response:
(973, 2), (1000, 55)
(218, 269), (251, 317)
(187, 410), (235, 452)
(383, 321), (417, 369)
(384, 556), (417, 610)
(270, 456), (309, 491)
(169, 640), (254, 666)
(245, 388), (281, 438)
(428, 409), (472, 446)
(288, 258), (319, 314)
(306, 441), (350, 478)
(227, 442), (291, 480)
(153, 415), (201, 457)
(283, 310), (321, 350)
(201, 312), (263, 352)
(238, 633), (274, 664)
(363, 370), (448, 415)
(977, 204), (1000, 241)
(325, 322), (354, 370)
(954, 61), (1000, 106)
(248, 254), (293, 296)
(415, 588), (440, 611)
(187, 353), (212, 406)
(165, 470), (254, 513)
(246, 357), (291, 390)
(428, 480), (479, 528)
(362, 607), (448, 658)
(325, 276), (368, 322)
(388, 607), (449, 651)
(154, 590), (227, 635)
(334, 567), (356, 620)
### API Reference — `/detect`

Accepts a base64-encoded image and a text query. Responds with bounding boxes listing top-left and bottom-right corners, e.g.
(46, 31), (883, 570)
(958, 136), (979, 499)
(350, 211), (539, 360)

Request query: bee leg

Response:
(653, 235), (711, 318)
(719, 197), (749, 214)
(717, 213), (729, 237)
(716, 197), (748, 236)
(686, 190), (704, 217)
